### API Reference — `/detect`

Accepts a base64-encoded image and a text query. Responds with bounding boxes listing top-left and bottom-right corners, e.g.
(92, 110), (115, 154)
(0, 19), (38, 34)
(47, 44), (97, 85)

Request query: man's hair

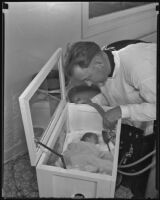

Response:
(64, 41), (101, 77)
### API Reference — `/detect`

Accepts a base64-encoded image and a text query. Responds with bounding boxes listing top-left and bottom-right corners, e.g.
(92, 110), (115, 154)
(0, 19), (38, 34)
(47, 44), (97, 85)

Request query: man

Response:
(64, 41), (156, 135)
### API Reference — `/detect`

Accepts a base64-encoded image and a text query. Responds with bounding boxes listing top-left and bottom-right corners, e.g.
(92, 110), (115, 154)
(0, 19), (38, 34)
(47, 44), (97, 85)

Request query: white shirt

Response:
(92, 43), (156, 135)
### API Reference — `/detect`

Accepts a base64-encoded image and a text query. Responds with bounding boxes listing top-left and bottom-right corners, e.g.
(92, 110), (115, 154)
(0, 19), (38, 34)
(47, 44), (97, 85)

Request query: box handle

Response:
(72, 193), (85, 198)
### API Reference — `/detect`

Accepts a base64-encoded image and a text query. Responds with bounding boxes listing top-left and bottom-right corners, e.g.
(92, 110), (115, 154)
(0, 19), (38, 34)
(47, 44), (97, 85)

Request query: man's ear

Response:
(93, 54), (104, 69)
(92, 63), (101, 71)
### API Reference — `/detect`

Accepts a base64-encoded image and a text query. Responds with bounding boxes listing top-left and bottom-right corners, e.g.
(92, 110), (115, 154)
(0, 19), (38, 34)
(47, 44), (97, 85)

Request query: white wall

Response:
(4, 2), (82, 162)
(4, 2), (157, 162)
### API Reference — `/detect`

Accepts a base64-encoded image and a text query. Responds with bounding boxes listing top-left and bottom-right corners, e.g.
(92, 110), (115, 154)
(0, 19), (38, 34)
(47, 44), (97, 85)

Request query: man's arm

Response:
(103, 75), (156, 128)
(120, 76), (156, 121)
(120, 102), (156, 121)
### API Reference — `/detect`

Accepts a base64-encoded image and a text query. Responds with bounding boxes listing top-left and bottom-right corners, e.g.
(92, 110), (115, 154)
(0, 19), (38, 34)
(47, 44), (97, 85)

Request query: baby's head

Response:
(80, 132), (99, 144)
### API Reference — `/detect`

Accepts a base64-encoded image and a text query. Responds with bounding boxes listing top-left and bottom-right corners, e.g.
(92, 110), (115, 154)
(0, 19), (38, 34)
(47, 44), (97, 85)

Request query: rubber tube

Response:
(118, 150), (156, 168)
(118, 161), (155, 176)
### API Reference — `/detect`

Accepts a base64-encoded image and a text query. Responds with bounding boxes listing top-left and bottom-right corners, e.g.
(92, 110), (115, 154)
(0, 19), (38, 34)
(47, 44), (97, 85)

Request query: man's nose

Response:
(85, 81), (92, 86)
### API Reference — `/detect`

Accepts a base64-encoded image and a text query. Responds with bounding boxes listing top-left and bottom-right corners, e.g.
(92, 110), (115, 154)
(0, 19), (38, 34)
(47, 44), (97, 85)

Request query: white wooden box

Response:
(19, 48), (121, 198)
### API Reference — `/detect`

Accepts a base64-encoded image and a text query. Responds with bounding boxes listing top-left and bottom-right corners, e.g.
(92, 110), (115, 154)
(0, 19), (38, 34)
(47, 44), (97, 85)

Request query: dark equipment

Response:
(119, 124), (155, 198)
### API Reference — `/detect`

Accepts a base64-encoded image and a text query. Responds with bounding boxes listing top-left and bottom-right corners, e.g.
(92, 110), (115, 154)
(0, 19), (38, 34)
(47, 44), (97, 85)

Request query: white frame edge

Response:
(19, 48), (66, 166)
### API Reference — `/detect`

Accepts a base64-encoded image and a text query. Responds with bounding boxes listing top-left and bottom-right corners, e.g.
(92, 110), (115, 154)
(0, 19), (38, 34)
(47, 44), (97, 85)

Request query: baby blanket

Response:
(56, 140), (113, 175)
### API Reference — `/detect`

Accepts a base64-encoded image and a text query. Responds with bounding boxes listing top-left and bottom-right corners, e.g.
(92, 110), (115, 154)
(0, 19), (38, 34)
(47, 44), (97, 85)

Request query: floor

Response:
(2, 153), (39, 198)
(2, 153), (134, 198)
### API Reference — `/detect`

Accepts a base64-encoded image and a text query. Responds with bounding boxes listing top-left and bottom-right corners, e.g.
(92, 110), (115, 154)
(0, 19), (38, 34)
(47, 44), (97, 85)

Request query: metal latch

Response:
(35, 138), (48, 153)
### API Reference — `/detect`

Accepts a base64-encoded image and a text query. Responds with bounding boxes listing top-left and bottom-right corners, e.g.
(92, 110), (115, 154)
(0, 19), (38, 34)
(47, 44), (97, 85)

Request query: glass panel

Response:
(29, 63), (61, 142)
(47, 123), (67, 167)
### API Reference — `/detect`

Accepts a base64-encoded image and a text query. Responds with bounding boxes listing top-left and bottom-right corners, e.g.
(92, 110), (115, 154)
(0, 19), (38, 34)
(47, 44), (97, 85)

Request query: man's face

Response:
(72, 54), (110, 87)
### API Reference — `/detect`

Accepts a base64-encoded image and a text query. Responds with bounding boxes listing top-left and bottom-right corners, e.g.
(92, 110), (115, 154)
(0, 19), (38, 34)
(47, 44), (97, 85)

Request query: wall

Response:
(83, 10), (157, 46)
(4, 2), (157, 162)
(4, 2), (82, 162)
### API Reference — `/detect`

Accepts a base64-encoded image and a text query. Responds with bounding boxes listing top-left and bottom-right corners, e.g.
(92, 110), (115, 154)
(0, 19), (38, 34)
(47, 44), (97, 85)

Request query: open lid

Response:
(19, 48), (66, 166)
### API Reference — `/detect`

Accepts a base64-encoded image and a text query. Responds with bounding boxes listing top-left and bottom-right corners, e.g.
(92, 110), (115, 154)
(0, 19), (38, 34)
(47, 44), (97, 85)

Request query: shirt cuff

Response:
(120, 105), (130, 119)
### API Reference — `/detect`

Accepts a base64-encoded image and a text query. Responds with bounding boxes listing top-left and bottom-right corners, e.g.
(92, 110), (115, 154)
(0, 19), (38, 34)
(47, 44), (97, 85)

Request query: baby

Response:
(80, 132), (113, 161)
(80, 132), (99, 144)
(55, 132), (114, 174)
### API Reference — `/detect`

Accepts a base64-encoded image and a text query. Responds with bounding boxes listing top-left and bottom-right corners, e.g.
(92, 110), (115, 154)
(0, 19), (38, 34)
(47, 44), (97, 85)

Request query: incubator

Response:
(19, 48), (121, 198)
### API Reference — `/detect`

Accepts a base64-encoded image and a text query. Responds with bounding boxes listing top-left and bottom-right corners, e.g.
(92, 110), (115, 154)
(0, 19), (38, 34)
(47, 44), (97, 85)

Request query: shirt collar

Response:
(102, 48), (120, 79)
(104, 49), (115, 77)
(111, 50), (120, 78)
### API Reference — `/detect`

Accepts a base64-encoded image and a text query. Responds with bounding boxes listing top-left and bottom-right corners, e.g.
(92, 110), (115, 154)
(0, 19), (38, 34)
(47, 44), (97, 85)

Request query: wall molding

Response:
(138, 31), (157, 42)
(82, 3), (157, 39)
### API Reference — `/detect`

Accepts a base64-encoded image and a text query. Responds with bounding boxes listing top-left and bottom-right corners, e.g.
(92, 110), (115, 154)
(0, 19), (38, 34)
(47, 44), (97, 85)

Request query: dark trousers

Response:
(119, 124), (156, 198)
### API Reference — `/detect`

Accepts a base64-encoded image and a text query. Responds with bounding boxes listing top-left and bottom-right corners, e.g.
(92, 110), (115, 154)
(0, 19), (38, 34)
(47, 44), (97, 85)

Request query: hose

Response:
(118, 150), (156, 168)
(48, 93), (61, 102)
(118, 161), (156, 176)
(86, 101), (105, 117)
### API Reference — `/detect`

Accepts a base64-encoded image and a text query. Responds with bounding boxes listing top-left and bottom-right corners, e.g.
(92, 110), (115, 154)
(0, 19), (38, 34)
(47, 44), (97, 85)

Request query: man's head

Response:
(64, 41), (111, 87)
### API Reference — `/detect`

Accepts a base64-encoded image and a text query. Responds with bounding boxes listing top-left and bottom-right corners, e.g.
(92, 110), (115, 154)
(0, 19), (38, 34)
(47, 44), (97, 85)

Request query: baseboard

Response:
(3, 141), (28, 164)
(3, 150), (28, 164)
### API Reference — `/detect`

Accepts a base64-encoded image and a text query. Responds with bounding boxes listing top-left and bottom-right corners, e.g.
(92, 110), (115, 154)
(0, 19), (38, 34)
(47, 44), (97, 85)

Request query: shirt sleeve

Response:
(120, 76), (156, 121)
(91, 93), (109, 106)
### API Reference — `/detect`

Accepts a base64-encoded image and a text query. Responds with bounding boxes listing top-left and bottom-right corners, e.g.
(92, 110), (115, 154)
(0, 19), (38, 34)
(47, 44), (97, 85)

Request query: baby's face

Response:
(85, 136), (98, 144)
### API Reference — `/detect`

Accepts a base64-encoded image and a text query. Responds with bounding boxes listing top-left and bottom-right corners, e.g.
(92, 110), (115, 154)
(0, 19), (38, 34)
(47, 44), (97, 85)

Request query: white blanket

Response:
(56, 130), (115, 175)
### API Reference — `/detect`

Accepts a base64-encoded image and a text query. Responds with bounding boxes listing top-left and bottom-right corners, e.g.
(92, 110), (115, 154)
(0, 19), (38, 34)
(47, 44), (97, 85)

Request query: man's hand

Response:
(103, 106), (122, 129)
